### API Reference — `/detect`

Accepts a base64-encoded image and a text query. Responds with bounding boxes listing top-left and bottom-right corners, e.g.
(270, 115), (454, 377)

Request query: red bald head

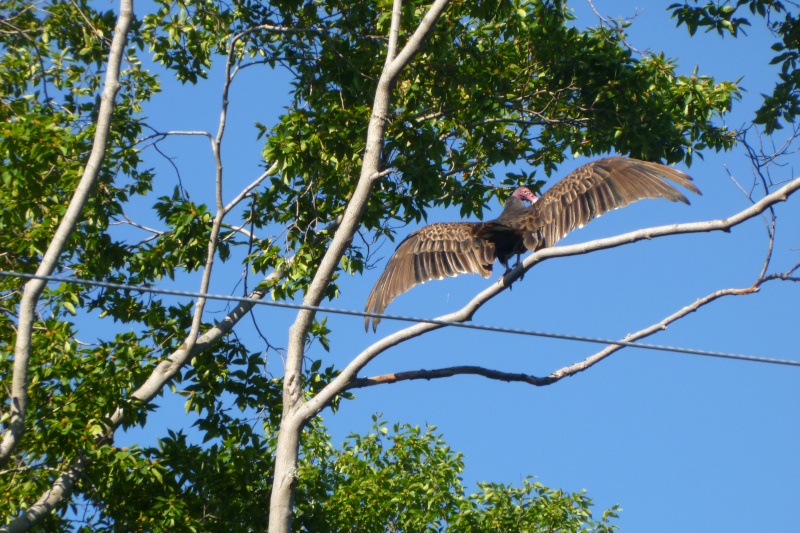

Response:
(512, 186), (537, 204)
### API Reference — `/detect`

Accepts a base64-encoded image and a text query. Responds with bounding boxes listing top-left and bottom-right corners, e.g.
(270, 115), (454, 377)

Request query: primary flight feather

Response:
(364, 157), (700, 331)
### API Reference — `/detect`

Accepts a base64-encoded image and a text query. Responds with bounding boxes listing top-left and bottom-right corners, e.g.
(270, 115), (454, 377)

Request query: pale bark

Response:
(348, 277), (798, 391)
(268, 0), (454, 530)
(8, 0), (800, 530)
(0, 458), (87, 533)
(302, 175), (800, 415)
(0, 0), (281, 525)
(0, 0), (134, 467)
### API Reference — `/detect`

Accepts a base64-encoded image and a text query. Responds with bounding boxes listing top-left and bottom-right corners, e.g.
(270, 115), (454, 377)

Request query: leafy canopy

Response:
(4, 0), (794, 529)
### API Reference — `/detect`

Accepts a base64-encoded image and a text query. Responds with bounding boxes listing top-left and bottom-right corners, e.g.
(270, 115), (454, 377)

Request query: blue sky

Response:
(115, 1), (800, 531)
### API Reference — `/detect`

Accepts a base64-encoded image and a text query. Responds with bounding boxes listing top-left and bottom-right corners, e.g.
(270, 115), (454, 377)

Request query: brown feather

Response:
(516, 157), (699, 251)
(364, 222), (494, 331)
(364, 157), (699, 331)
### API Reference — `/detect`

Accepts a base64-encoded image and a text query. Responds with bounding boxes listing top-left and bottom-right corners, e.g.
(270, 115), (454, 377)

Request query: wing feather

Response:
(363, 157), (699, 332)
(364, 222), (494, 331)
(516, 157), (700, 250)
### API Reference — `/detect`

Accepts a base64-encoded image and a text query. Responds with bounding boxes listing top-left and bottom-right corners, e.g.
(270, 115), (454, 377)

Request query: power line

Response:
(2, 270), (798, 367)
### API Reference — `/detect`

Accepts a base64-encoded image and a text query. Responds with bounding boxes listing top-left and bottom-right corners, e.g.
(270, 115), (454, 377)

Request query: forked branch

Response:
(348, 277), (789, 390)
(303, 175), (800, 416)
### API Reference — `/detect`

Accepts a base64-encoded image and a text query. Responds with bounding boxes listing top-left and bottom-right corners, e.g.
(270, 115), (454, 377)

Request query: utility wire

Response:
(2, 270), (798, 367)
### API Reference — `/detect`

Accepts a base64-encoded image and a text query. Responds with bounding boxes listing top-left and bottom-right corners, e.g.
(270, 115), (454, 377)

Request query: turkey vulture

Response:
(364, 156), (700, 331)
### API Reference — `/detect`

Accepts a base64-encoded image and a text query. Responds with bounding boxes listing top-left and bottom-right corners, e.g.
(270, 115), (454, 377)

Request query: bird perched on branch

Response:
(364, 156), (700, 331)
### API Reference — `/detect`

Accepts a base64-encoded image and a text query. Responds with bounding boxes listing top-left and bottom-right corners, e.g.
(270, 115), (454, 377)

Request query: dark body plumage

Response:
(364, 157), (700, 331)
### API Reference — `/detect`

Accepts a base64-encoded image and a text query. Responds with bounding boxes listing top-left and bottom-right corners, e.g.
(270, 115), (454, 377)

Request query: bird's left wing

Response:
(513, 157), (700, 251)
(364, 222), (494, 331)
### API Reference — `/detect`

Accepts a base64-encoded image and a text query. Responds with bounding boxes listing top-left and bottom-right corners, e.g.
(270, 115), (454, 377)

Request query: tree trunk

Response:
(267, 412), (304, 532)
(264, 2), (453, 530)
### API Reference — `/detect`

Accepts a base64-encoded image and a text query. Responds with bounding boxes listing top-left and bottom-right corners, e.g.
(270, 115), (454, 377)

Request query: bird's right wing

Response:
(364, 222), (495, 331)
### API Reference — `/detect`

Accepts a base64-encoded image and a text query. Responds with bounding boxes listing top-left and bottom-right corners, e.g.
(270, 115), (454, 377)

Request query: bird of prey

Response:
(364, 157), (700, 331)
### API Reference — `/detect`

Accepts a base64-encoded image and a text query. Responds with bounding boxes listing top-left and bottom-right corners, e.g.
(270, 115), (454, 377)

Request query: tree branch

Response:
(349, 366), (553, 389)
(0, 0), (133, 467)
(349, 249), (798, 390)
(302, 175), (800, 416)
(270, 1), (454, 531)
(223, 162), (279, 214)
(0, 458), (88, 533)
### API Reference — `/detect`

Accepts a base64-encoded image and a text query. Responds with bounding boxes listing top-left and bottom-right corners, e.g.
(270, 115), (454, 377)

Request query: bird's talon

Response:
(363, 157), (698, 331)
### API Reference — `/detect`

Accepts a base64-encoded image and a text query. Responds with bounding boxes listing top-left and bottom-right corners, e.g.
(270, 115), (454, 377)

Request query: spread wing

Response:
(364, 222), (495, 331)
(515, 157), (700, 251)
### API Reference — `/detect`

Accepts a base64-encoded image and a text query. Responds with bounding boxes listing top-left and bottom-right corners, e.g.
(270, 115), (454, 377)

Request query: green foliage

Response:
(670, 0), (800, 133)
(295, 417), (619, 532)
(296, 417), (466, 531)
(758, 9), (800, 132)
(2, 0), (783, 530)
(254, 0), (738, 257)
(669, 1), (753, 36)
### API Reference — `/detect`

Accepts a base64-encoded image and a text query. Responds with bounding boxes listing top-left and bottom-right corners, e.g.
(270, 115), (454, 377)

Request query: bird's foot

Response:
(502, 265), (520, 289)
(514, 262), (525, 281)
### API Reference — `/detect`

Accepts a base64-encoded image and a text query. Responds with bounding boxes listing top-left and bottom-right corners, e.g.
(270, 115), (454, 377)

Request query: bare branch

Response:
(301, 175), (800, 417)
(349, 256), (800, 391)
(223, 162), (279, 214)
(383, 0), (454, 81)
(547, 286), (760, 382)
(349, 366), (553, 389)
(386, 0), (402, 64)
(141, 129), (214, 140)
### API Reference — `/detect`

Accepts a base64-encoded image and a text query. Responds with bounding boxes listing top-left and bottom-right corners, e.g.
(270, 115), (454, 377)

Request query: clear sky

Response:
(117, 1), (800, 531)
